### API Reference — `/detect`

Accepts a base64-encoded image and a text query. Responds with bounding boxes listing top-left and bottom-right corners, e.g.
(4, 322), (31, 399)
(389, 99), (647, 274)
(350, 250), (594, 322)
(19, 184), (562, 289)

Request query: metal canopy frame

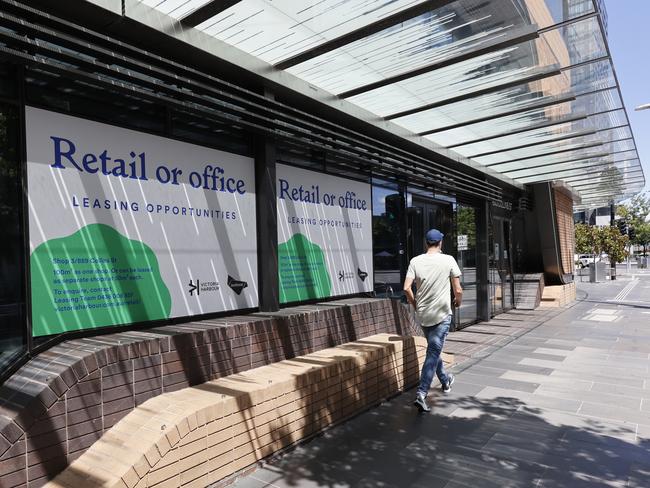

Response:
(385, 65), (562, 120)
(464, 129), (597, 159)
(514, 164), (641, 182)
(337, 24), (539, 98)
(503, 153), (626, 175)
(490, 137), (635, 169)
(418, 92), (577, 136)
(274, 0), (458, 70)
(571, 175), (640, 192)
(563, 167), (643, 184)
(454, 104), (627, 151)
(66, 0), (647, 202)
(180, 0), (242, 27)
(484, 141), (607, 167)
(0, 3), (505, 201)
(449, 113), (589, 149)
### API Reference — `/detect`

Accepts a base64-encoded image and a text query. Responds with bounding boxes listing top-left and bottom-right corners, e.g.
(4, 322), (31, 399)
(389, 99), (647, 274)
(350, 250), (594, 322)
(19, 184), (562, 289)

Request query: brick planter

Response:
(0, 298), (413, 488)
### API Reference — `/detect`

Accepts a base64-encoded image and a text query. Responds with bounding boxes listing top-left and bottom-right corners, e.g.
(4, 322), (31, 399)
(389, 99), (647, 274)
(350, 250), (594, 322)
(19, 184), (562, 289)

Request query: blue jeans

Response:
(417, 314), (452, 397)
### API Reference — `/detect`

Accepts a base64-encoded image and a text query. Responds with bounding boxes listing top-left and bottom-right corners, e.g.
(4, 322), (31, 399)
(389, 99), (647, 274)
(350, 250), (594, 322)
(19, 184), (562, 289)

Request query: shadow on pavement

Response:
(244, 395), (650, 488)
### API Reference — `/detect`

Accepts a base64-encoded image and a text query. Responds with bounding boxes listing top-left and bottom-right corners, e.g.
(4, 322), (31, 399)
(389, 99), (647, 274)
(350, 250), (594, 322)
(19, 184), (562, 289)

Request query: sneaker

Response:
(441, 374), (455, 394)
(413, 393), (431, 413)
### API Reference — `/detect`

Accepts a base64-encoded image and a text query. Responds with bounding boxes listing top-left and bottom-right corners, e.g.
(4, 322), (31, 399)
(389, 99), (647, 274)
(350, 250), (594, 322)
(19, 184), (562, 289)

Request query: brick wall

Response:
(43, 333), (435, 488)
(0, 298), (412, 488)
(554, 188), (575, 276)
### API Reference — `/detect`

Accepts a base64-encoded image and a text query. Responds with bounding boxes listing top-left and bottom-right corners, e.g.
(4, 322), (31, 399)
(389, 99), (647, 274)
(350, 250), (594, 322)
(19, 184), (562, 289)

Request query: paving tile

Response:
(500, 371), (592, 390)
(578, 402), (650, 426)
(230, 281), (650, 488)
(452, 373), (539, 393)
(535, 384), (642, 410)
(475, 386), (581, 413)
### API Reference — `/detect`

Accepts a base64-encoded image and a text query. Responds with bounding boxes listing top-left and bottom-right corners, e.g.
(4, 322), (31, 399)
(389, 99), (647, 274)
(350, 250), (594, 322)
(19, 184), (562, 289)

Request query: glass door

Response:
(489, 217), (514, 316)
(407, 198), (453, 259)
(455, 204), (478, 328)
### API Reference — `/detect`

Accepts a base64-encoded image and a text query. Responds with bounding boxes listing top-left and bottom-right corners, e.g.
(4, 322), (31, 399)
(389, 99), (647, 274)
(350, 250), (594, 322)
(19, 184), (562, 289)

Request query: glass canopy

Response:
(138, 0), (644, 206)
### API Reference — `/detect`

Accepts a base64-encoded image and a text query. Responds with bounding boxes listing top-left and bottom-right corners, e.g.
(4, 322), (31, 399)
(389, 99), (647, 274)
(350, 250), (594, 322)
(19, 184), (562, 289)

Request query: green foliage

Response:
(599, 225), (628, 264)
(634, 223), (650, 255)
(456, 206), (476, 248)
(617, 192), (650, 228)
(575, 223), (595, 254)
(574, 223), (629, 264)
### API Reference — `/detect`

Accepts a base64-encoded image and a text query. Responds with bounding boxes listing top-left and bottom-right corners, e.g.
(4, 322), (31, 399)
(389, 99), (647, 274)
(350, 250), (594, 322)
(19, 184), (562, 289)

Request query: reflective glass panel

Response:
(0, 103), (26, 374)
(139, 0), (213, 18)
(193, 0), (426, 64)
(158, 0), (596, 67)
(372, 184), (402, 296)
(395, 64), (617, 139)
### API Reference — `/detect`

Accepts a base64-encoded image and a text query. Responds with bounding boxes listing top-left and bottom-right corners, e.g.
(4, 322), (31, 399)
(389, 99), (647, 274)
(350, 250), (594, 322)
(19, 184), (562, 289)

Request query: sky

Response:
(606, 1), (650, 195)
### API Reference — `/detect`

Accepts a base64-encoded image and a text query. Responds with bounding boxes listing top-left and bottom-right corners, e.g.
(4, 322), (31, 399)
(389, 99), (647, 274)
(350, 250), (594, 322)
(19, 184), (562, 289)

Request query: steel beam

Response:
(514, 164), (642, 182)
(275, 0), (457, 70)
(419, 83), (619, 137)
(180, 0), (242, 27)
(418, 92), (576, 136)
(338, 24), (539, 98)
(385, 65), (562, 120)
(462, 129), (596, 158)
(483, 141), (604, 167)
(447, 113), (589, 149)
(572, 178), (645, 191)
(501, 153), (611, 174)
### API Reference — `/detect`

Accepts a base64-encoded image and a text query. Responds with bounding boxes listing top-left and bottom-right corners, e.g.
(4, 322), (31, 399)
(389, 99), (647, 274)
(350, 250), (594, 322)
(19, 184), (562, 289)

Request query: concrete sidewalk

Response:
(229, 276), (650, 488)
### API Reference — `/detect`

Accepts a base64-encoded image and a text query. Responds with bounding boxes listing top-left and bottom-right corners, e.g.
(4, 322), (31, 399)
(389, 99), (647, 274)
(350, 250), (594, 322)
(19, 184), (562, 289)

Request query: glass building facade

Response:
(0, 0), (644, 384)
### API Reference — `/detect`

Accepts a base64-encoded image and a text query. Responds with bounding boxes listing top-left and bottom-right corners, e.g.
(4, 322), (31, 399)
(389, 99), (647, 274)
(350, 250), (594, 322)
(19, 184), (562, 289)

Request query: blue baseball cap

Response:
(425, 229), (444, 243)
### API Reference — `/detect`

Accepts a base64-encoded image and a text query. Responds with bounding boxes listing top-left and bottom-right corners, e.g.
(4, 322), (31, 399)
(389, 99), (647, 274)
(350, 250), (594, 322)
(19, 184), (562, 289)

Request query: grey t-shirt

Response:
(406, 252), (462, 327)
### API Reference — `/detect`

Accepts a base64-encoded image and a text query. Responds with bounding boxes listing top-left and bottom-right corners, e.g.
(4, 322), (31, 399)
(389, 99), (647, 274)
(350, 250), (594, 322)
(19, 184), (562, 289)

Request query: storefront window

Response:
(0, 104), (25, 373)
(455, 204), (478, 326)
(372, 183), (402, 296)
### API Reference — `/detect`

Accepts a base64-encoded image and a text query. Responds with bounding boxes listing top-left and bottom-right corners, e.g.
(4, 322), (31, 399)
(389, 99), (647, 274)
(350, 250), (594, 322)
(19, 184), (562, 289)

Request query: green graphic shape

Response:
(31, 223), (171, 336)
(278, 233), (331, 303)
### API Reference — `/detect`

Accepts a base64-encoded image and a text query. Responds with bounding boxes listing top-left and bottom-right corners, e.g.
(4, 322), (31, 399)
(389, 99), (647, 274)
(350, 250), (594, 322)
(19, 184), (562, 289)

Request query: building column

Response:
(476, 200), (490, 321)
(255, 134), (279, 312)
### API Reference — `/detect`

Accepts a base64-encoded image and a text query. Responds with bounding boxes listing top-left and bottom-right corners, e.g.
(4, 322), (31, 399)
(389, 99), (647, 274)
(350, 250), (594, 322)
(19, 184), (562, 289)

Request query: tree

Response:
(617, 192), (650, 258)
(575, 223), (595, 254)
(634, 223), (650, 256)
(599, 225), (628, 265)
(617, 192), (650, 228)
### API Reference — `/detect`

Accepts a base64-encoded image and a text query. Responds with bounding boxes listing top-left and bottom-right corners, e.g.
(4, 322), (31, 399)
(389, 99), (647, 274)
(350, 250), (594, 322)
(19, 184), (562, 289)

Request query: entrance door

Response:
(489, 217), (514, 315)
(407, 199), (453, 259)
(455, 204), (479, 328)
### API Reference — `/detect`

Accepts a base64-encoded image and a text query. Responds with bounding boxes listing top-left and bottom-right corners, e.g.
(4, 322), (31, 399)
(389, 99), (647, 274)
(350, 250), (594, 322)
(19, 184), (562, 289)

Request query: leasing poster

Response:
(26, 107), (257, 336)
(276, 164), (373, 303)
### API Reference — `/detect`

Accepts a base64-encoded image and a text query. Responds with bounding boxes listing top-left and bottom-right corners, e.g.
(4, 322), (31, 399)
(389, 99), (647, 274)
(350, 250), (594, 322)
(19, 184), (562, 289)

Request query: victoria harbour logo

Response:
(338, 270), (355, 282)
(188, 279), (220, 296)
(188, 279), (200, 296)
(227, 275), (248, 295)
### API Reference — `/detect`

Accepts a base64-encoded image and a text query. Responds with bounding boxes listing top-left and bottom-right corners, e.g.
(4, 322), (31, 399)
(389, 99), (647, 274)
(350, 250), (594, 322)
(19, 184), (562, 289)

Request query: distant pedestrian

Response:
(403, 229), (463, 413)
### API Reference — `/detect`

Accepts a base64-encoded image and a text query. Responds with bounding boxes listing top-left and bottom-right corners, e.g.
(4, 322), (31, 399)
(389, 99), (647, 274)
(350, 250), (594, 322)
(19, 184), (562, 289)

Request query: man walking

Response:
(403, 229), (463, 413)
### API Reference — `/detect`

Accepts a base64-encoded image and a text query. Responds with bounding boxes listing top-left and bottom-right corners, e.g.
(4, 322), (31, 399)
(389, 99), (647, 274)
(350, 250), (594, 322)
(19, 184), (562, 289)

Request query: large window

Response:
(0, 103), (25, 373)
(372, 182), (402, 295)
(455, 204), (478, 326)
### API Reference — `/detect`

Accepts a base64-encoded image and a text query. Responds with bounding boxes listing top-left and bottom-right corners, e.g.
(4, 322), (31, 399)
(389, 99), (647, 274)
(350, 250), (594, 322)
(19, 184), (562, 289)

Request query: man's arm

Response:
(403, 276), (416, 307)
(451, 276), (463, 307)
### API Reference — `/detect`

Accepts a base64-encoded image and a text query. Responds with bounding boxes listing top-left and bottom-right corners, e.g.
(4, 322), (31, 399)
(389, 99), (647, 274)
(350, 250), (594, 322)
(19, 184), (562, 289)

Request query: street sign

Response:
(458, 234), (468, 251)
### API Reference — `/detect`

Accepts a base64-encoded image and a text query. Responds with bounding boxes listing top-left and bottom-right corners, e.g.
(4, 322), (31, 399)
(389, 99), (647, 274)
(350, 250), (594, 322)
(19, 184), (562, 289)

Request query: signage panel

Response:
(276, 164), (373, 302)
(27, 107), (258, 336)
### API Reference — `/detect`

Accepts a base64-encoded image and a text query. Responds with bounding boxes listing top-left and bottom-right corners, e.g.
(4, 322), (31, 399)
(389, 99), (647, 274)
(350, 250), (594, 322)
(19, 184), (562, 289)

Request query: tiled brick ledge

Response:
(540, 283), (577, 307)
(0, 298), (413, 488)
(43, 333), (445, 488)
